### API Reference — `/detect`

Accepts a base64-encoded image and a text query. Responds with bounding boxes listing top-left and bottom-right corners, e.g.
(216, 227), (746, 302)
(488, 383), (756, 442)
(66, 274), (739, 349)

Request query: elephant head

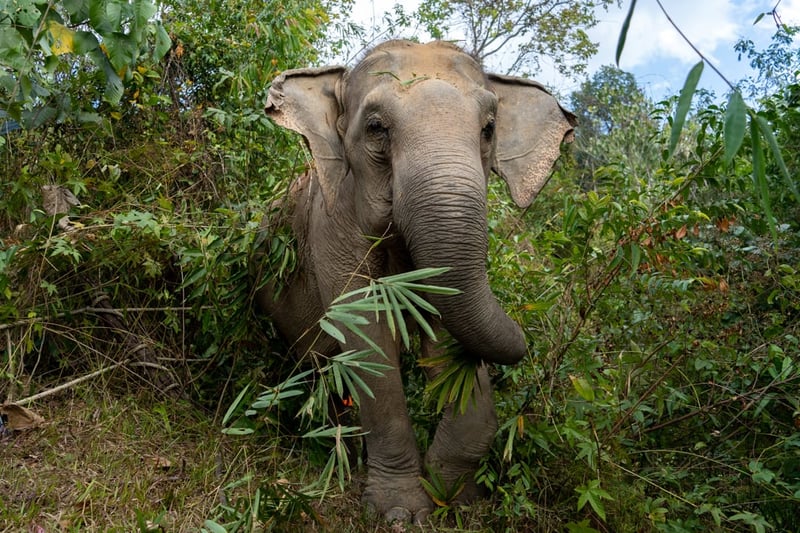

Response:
(265, 40), (575, 365)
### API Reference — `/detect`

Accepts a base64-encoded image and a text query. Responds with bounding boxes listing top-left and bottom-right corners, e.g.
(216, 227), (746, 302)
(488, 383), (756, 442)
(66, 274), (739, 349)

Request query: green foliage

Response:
(474, 50), (800, 529)
(0, 0), (170, 123)
(3, 1), (800, 531)
(735, 23), (800, 99)
(569, 64), (660, 189)
(217, 270), (460, 527)
(415, 0), (617, 77)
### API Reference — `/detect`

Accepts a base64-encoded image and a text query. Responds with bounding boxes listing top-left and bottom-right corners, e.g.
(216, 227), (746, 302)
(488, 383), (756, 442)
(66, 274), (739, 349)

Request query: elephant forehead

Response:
(353, 40), (485, 89)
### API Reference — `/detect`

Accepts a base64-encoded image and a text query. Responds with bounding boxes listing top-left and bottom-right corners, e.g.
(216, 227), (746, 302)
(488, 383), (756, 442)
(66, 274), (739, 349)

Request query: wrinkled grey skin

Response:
(256, 40), (575, 523)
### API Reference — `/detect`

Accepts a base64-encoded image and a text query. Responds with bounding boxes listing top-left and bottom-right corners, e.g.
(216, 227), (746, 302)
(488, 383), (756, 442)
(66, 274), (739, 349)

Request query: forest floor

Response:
(1, 386), (500, 532)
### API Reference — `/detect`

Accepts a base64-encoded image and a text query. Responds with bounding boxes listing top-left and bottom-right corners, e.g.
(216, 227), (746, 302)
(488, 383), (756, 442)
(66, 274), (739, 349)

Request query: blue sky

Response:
(349, 0), (800, 99)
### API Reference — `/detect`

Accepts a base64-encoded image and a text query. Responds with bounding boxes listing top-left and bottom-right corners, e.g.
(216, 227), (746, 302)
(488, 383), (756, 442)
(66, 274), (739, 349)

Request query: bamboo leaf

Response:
(458, 371), (476, 415)
(330, 286), (372, 304)
(396, 282), (460, 296)
(341, 367), (370, 401)
(393, 287), (436, 341)
(385, 285), (410, 349)
(668, 61), (704, 158)
(723, 91), (747, 165)
(377, 283), (396, 340)
(319, 318), (346, 344)
(616, 0), (637, 65)
(342, 321), (385, 357)
(395, 285), (441, 315)
(754, 114), (800, 203)
(750, 118), (778, 244)
(338, 366), (360, 403)
(222, 383), (250, 426)
(332, 362), (344, 397)
(326, 310), (369, 326)
(377, 267), (449, 284)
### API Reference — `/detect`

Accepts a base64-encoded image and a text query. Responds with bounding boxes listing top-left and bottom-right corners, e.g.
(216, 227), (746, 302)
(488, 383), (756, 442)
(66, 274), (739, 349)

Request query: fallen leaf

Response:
(145, 455), (173, 470)
(0, 404), (46, 430)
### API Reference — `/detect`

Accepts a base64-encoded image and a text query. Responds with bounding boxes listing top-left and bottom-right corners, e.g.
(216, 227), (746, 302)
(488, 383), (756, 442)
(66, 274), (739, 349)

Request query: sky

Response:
(347, 0), (800, 100)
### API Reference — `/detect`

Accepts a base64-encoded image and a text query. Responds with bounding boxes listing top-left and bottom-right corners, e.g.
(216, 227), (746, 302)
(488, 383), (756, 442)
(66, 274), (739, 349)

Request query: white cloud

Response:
(775, 0), (800, 24)
(590, 0), (743, 71)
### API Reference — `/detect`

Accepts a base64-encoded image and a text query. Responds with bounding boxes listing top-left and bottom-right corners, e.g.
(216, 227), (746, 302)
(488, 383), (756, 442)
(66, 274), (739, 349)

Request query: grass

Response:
(1, 389), (225, 531)
(0, 381), (524, 532)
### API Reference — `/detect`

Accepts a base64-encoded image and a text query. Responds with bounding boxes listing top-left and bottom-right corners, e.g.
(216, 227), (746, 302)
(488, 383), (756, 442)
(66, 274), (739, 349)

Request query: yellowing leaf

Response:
(48, 21), (75, 55)
(569, 375), (595, 402)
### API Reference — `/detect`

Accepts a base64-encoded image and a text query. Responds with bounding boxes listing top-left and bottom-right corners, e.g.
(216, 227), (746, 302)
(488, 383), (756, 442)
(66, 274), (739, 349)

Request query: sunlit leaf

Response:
(154, 23), (171, 60)
(754, 114), (800, 203)
(47, 21), (75, 55)
(723, 91), (747, 165)
(222, 383), (250, 426)
(668, 61), (704, 158)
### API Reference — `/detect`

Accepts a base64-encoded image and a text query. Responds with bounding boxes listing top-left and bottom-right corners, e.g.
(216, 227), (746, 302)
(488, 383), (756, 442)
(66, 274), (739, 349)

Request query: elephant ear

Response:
(265, 66), (347, 213)
(489, 73), (577, 208)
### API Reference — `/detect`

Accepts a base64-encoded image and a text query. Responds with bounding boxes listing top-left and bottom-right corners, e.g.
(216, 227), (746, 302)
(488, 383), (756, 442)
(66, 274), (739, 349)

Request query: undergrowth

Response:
(2, 2), (799, 532)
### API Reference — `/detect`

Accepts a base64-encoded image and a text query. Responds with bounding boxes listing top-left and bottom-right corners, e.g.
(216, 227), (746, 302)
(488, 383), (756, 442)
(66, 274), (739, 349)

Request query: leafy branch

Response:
(617, 0), (799, 245)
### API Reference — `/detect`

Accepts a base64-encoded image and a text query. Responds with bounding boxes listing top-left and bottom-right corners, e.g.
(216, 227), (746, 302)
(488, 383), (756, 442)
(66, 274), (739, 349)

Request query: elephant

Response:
(256, 40), (575, 523)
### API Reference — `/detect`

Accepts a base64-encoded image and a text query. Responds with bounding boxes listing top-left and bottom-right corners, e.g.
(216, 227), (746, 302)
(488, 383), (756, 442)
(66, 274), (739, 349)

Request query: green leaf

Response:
(615, 0), (637, 66)
(319, 318), (346, 344)
(393, 287), (436, 341)
(754, 114), (800, 203)
(629, 242), (641, 274)
(575, 479), (613, 521)
(103, 32), (138, 71)
(750, 117), (778, 244)
(325, 309), (369, 326)
(570, 375), (595, 402)
(377, 267), (450, 284)
(87, 47), (123, 104)
(668, 61), (704, 158)
(222, 383), (250, 426)
(385, 284), (410, 348)
(723, 91), (747, 165)
(203, 520), (229, 533)
(72, 31), (100, 54)
(221, 427), (254, 436)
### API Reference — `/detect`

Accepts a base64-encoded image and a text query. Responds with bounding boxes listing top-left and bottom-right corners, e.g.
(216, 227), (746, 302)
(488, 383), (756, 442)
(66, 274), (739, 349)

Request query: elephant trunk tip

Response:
(436, 297), (528, 366)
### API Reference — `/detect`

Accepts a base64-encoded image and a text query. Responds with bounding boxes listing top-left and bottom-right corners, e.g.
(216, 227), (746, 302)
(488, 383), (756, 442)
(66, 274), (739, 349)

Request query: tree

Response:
(416, 0), (618, 77)
(568, 65), (659, 189)
(735, 24), (799, 99)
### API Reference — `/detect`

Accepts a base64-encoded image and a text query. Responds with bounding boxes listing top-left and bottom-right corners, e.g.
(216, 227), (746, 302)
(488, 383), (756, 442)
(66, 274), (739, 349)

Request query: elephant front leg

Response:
(353, 326), (433, 523)
(422, 332), (498, 503)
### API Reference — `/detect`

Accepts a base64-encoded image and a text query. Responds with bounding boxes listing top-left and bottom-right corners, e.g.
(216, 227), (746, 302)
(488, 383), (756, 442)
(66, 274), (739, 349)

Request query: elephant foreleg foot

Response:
(363, 474), (433, 524)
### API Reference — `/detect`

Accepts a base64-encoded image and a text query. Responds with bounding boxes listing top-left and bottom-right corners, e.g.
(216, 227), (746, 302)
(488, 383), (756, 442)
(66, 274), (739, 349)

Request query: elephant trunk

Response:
(393, 144), (527, 365)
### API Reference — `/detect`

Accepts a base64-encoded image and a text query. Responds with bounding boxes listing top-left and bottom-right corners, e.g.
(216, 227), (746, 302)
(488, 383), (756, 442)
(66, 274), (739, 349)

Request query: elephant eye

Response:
(366, 117), (388, 138)
(481, 118), (496, 141)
